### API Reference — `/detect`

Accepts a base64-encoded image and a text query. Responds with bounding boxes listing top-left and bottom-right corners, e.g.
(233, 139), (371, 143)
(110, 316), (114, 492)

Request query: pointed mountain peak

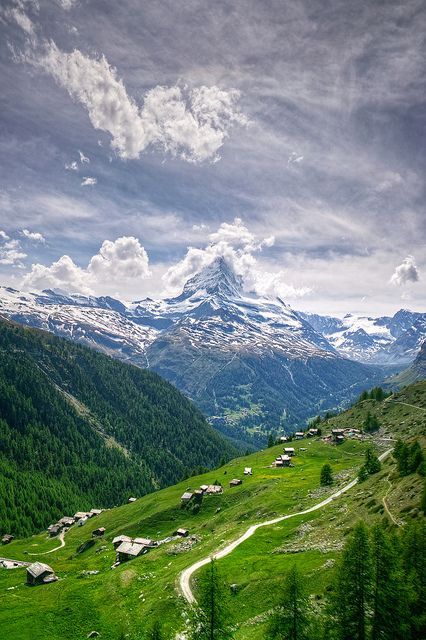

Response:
(182, 256), (243, 298)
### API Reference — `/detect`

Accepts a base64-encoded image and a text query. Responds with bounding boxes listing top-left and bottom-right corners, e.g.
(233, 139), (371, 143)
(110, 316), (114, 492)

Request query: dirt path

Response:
(382, 476), (400, 526)
(28, 530), (66, 556)
(179, 449), (393, 604)
(390, 400), (426, 413)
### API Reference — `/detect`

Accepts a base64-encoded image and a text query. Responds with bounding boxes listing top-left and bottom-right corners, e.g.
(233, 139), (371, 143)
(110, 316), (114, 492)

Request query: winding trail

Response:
(382, 476), (400, 527)
(179, 448), (392, 603)
(390, 400), (426, 413)
(28, 531), (66, 556)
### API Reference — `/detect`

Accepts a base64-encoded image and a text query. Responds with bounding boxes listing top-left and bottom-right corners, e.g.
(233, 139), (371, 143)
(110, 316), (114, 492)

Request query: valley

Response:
(2, 257), (421, 446)
(0, 380), (424, 639)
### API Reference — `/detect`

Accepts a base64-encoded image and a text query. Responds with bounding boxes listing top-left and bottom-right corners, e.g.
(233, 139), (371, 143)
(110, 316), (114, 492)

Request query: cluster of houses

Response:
(2, 534), (14, 545)
(273, 446), (295, 467)
(112, 526), (190, 564)
(181, 483), (223, 504)
(47, 508), (103, 537)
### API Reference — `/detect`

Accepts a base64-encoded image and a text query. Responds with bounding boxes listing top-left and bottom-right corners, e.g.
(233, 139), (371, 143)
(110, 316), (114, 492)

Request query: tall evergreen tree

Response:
(371, 524), (408, 640)
(334, 522), (372, 640)
(364, 448), (381, 475)
(402, 520), (426, 639)
(190, 558), (232, 640)
(320, 464), (333, 486)
(267, 565), (310, 640)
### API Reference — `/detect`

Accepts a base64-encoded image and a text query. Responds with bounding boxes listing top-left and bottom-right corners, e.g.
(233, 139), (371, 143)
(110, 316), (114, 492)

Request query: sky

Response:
(0, 0), (425, 317)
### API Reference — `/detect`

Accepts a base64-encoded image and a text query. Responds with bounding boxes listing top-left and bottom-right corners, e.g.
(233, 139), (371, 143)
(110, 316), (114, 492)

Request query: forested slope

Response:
(0, 319), (235, 536)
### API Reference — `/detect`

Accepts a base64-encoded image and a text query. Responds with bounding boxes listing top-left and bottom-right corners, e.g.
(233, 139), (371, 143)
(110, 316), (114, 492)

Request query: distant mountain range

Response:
(300, 309), (426, 364)
(1, 257), (424, 445)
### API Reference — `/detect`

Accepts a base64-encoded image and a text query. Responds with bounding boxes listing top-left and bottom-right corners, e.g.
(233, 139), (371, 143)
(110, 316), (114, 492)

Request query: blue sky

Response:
(0, 0), (424, 316)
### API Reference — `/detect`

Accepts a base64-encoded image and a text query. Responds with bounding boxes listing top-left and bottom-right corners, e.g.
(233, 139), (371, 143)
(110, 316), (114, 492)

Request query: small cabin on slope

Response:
(116, 542), (145, 563)
(229, 479), (242, 487)
(112, 535), (131, 549)
(284, 447), (295, 457)
(1, 534), (13, 545)
(92, 527), (106, 538)
(26, 562), (57, 586)
(181, 492), (194, 503)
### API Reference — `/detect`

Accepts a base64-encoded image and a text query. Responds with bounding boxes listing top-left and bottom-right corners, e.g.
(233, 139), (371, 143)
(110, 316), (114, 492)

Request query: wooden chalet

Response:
(176, 528), (189, 537)
(92, 527), (106, 537)
(90, 509), (102, 516)
(308, 428), (319, 437)
(112, 535), (131, 549)
(199, 484), (209, 492)
(229, 479), (242, 487)
(116, 541), (145, 563)
(58, 517), (75, 527)
(133, 537), (154, 547)
(294, 431), (305, 439)
(284, 447), (295, 456)
(1, 534), (13, 545)
(332, 429), (345, 443)
(26, 562), (57, 586)
(205, 485), (223, 495)
(244, 467), (252, 475)
(275, 454), (291, 467)
(128, 497), (137, 503)
(47, 524), (62, 537)
(181, 491), (194, 503)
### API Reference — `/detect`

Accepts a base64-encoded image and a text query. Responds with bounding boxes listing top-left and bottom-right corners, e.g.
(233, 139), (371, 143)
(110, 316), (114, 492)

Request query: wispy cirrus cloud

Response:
(21, 228), (45, 243)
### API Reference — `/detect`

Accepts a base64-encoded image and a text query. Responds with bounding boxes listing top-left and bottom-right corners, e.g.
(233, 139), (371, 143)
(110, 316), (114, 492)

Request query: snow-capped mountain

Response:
(299, 309), (426, 364)
(0, 258), (408, 445)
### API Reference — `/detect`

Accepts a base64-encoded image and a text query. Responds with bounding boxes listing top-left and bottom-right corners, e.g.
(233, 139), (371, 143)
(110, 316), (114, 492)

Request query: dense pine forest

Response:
(0, 319), (236, 536)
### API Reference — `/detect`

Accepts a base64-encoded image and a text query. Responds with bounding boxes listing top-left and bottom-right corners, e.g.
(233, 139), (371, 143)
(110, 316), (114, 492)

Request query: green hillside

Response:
(0, 380), (423, 639)
(0, 318), (236, 537)
(321, 380), (426, 438)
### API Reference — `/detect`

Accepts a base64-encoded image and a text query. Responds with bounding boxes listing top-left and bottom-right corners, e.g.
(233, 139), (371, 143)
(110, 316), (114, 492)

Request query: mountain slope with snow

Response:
(299, 309), (426, 364)
(0, 258), (420, 445)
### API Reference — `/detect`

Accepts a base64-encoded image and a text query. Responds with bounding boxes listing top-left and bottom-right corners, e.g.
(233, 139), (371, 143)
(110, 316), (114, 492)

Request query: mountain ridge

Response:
(0, 258), (422, 444)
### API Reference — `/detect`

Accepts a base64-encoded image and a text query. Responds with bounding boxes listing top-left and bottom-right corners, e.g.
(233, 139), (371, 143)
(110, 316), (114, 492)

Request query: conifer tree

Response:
(190, 558), (233, 640)
(402, 520), (426, 639)
(357, 465), (368, 483)
(334, 522), (372, 640)
(320, 464), (333, 486)
(267, 565), (310, 640)
(364, 448), (381, 475)
(371, 524), (408, 640)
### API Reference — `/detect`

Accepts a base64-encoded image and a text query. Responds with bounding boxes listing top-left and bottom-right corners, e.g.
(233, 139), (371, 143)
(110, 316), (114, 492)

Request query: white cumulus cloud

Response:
(24, 42), (248, 162)
(162, 218), (310, 300)
(65, 160), (78, 171)
(389, 255), (420, 286)
(22, 236), (150, 295)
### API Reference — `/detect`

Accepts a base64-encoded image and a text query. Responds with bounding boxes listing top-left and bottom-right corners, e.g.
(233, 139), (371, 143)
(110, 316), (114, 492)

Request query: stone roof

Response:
(27, 562), (54, 578)
(116, 542), (144, 556)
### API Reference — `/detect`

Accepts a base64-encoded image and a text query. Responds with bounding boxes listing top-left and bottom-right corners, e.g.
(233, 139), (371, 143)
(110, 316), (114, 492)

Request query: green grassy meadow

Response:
(1, 381), (424, 639)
